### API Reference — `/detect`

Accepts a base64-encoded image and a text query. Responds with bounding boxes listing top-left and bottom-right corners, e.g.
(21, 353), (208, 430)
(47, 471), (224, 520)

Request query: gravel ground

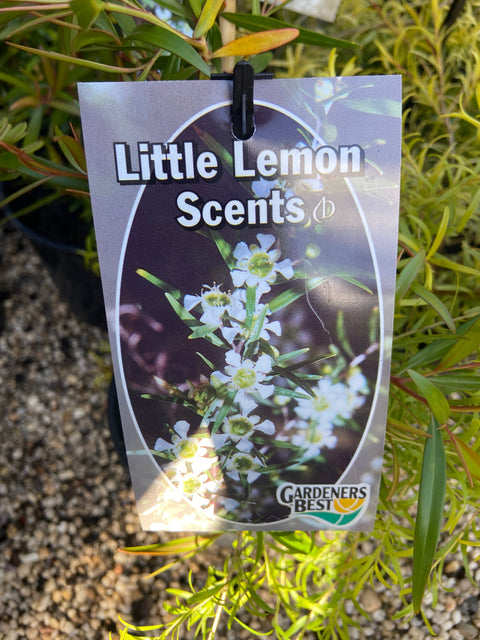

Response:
(1, 226), (479, 639)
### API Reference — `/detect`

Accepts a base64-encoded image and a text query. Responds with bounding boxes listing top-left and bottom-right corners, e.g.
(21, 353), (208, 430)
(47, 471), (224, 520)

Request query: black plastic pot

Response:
(2, 185), (106, 327)
(14, 217), (106, 327)
(107, 379), (128, 468)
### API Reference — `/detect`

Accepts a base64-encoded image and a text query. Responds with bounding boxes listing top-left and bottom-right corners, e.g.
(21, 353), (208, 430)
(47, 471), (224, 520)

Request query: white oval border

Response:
(115, 99), (384, 529)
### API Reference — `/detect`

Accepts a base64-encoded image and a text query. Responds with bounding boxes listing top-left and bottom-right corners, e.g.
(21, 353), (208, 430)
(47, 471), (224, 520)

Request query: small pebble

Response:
(456, 622), (480, 640)
(359, 587), (382, 613)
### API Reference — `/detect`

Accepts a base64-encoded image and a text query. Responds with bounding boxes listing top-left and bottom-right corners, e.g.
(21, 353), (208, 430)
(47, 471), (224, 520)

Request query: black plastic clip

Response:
(211, 62), (273, 140)
(232, 60), (255, 140)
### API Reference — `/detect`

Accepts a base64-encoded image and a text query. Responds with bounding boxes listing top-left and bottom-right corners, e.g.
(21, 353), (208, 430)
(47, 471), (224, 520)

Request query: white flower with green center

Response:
(294, 379), (350, 427)
(167, 470), (221, 510)
(221, 411), (275, 453)
(154, 420), (212, 473)
(184, 285), (245, 327)
(225, 451), (262, 482)
(231, 233), (294, 296)
(221, 302), (281, 345)
(291, 421), (338, 459)
(212, 350), (274, 413)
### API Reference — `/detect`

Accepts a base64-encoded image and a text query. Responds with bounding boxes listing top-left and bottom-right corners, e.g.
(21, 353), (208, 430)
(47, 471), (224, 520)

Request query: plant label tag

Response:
(270, 0), (342, 22)
(79, 75), (401, 531)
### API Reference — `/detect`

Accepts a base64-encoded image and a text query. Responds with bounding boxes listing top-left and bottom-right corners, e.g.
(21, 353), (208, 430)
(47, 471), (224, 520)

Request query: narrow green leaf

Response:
(121, 534), (218, 555)
(420, 609), (437, 635)
(447, 431), (480, 482)
(166, 588), (195, 598)
(220, 13), (357, 49)
(234, 616), (274, 636)
(407, 370), (449, 424)
(273, 367), (312, 395)
(402, 336), (458, 373)
(143, 391), (198, 410)
(245, 285), (256, 329)
(117, 615), (164, 632)
(254, 531), (264, 564)
(271, 531), (313, 554)
(449, 398), (480, 410)
(282, 352), (334, 372)
(257, 338), (278, 360)
(285, 615), (311, 637)
(431, 373), (480, 392)
(0, 71), (36, 95)
(269, 278), (326, 313)
(188, 323), (218, 339)
(412, 414), (446, 613)
(250, 51), (273, 72)
(0, 176), (51, 212)
(186, 582), (226, 606)
(410, 282), (455, 333)
(295, 373), (323, 381)
(337, 273), (373, 294)
(70, 0), (104, 30)
(391, 603), (414, 620)
(196, 352), (216, 370)
(0, 119), (27, 145)
(456, 186), (480, 233)
(25, 107), (43, 148)
(209, 230), (235, 269)
(165, 291), (196, 323)
(146, 556), (194, 578)
(187, 0), (202, 19)
(73, 29), (121, 50)
(426, 206), (449, 259)
(54, 126), (87, 173)
(276, 348), (310, 364)
(213, 391), (236, 431)
(111, 8), (137, 37)
(164, 292), (224, 346)
(395, 250), (425, 304)
(193, 0), (224, 39)
(136, 268), (182, 299)
(48, 100), (80, 117)
(337, 310), (354, 358)
(246, 584), (275, 615)
(91, 7), (119, 37)
(7, 41), (145, 74)
(194, 127), (234, 176)
(128, 24), (211, 77)
(430, 254), (480, 278)
(273, 386), (310, 400)
(248, 303), (269, 343)
(437, 314), (480, 370)
(269, 287), (303, 312)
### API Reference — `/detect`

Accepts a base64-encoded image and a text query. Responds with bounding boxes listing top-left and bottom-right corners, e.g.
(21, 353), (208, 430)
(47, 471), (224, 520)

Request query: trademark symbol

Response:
(313, 196), (335, 221)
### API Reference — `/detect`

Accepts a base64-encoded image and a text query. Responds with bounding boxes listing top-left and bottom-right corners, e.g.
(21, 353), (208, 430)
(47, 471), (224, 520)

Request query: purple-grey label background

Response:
(78, 76), (401, 531)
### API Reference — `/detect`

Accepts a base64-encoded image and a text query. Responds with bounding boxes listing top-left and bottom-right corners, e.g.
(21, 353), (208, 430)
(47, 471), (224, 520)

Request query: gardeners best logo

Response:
(277, 483), (369, 527)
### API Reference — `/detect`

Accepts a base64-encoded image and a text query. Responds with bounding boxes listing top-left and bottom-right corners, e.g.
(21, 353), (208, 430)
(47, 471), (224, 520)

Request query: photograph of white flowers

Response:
(116, 100), (386, 529)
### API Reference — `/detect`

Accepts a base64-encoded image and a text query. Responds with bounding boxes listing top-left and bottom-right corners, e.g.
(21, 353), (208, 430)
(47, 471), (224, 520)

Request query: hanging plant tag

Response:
(270, 0), (341, 22)
(79, 75), (401, 531)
